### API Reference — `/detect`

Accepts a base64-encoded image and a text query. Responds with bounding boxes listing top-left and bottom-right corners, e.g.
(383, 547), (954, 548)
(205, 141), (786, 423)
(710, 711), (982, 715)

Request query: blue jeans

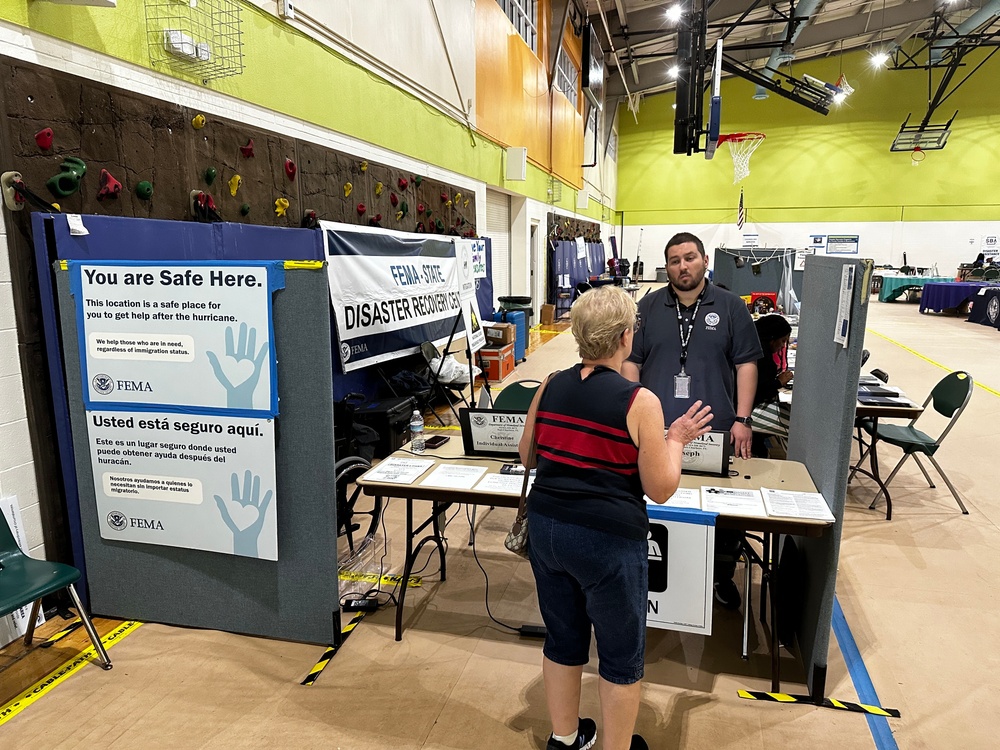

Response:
(528, 511), (648, 684)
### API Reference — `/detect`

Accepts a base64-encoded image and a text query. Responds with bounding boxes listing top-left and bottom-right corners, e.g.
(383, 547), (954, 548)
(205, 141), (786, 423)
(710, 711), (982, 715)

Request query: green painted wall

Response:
(0, 1), (608, 222)
(617, 48), (1000, 225)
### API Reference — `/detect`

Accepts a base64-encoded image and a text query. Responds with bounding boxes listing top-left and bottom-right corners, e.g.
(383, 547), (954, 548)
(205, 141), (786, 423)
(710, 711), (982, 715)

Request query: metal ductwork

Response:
(928, 0), (1000, 64)
(753, 0), (826, 100)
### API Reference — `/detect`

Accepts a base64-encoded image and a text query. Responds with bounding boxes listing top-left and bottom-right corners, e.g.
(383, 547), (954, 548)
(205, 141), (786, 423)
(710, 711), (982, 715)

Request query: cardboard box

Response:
(478, 343), (515, 382)
(540, 303), (556, 325)
(484, 322), (516, 346)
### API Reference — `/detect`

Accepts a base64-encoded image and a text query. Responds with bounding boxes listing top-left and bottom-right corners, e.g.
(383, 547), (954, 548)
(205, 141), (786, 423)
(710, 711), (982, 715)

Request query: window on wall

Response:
(555, 48), (579, 107)
(497, 0), (538, 54)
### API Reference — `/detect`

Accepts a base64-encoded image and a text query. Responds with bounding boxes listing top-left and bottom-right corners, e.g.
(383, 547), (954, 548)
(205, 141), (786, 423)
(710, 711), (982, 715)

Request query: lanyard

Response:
(674, 287), (706, 372)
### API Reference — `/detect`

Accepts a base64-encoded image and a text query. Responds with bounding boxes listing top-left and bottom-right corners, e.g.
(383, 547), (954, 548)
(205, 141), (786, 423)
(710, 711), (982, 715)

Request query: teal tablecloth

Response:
(879, 276), (953, 302)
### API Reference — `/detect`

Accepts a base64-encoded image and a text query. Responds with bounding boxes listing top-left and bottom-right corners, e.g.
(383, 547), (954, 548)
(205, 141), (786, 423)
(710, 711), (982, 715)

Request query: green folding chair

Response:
(493, 379), (542, 412)
(865, 371), (973, 517)
(0, 513), (111, 669)
(983, 268), (999, 281)
(969, 268), (986, 279)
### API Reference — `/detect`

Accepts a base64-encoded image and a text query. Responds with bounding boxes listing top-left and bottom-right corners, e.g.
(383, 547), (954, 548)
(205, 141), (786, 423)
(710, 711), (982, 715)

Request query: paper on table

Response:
(475, 472), (530, 495)
(645, 487), (701, 508)
(701, 486), (767, 517)
(761, 487), (835, 522)
(778, 390), (793, 404)
(420, 464), (488, 490)
(363, 458), (434, 485)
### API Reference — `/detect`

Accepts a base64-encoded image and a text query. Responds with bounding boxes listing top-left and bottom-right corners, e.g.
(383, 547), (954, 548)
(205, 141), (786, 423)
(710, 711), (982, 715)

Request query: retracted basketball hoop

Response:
(718, 132), (765, 184)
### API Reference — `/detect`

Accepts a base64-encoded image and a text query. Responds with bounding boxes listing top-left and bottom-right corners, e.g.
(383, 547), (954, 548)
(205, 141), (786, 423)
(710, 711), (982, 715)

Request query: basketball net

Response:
(722, 133), (766, 184)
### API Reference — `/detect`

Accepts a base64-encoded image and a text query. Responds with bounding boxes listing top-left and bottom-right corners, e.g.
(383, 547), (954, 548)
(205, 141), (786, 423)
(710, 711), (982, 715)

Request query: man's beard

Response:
(670, 268), (705, 291)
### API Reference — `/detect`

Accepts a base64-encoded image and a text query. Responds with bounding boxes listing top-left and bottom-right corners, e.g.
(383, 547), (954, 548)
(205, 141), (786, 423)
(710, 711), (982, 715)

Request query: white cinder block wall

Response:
(0, 210), (44, 558)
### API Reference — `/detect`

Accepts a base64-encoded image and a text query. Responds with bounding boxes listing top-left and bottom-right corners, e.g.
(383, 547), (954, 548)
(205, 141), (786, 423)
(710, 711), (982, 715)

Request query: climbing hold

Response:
(398, 177), (409, 191)
(240, 203), (251, 217)
(413, 176), (423, 186)
(189, 190), (220, 222)
(301, 210), (318, 229)
(240, 138), (255, 158)
(204, 167), (217, 185)
(417, 202), (426, 214)
(34, 128), (54, 150)
(51, 202), (60, 212)
(46, 157), (87, 198)
(375, 181), (384, 196)
(440, 190), (449, 203)
(464, 198), (470, 208)
(395, 210), (404, 222)
(344, 182), (353, 198)
(425, 207), (432, 218)
(275, 197), (289, 217)
(445, 200), (453, 208)
(415, 222), (426, 233)
(399, 200), (409, 219)
(192, 114), (207, 130)
(228, 174), (242, 197)
(1, 172), (24, 211)
(454, 192), (462, 203)
(285, 158), (297, 181)
(136, 180), (154, 200)
(390, 192), (399, 207)
(356, 203), (366, 216)
(374, 213), (382, 222)
(360, 160), (368, 172)
(435, 218), (445, 233)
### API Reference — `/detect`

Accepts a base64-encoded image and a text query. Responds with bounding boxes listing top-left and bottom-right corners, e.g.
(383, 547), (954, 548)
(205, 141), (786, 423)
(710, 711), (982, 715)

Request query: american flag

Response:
(737, 188), (745, 229)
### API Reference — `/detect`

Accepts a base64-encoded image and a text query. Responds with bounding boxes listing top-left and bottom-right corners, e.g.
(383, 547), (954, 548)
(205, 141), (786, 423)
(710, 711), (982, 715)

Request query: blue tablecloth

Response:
(919, 282), (994, 313)
(968, 287), (1000, 329)
(879, 276), (954, 302)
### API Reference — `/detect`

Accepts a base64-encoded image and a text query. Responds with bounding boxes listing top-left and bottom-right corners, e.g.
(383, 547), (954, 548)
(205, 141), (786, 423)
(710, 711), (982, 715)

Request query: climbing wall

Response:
(0, 57), (477, 234)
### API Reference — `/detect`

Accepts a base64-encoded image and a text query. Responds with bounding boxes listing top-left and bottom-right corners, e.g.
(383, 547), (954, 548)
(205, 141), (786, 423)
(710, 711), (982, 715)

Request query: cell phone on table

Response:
(425, 435), (450, 449)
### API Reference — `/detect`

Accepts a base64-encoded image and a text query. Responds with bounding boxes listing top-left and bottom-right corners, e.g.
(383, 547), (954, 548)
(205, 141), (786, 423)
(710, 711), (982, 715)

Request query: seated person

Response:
(750, 314), (793, 458)
(973, 253), (985, 269)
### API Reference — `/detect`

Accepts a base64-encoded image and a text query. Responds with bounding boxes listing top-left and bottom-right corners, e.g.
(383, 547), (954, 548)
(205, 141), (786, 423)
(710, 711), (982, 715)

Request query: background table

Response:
(879, 275), (953, 302)
(967, 287), (1000, 328)
(919, 281), (994, 313)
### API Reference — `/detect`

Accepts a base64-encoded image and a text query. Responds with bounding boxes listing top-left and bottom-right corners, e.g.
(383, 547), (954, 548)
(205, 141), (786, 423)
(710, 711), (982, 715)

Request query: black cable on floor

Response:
(466, 505), (520, 633)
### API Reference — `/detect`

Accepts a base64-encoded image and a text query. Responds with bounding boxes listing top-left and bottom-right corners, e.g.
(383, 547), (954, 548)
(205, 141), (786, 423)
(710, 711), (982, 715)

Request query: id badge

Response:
(673, 373), (691, 398)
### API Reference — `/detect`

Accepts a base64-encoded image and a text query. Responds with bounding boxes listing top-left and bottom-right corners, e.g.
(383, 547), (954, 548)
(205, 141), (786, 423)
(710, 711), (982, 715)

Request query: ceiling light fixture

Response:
(668, 64), (680, 79)
(871, 51), (890, 67)
(666, 5), (683, 22)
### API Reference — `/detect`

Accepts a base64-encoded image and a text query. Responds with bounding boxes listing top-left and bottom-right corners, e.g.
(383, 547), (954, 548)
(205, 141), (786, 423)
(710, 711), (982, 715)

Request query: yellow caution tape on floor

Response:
(338, 571), (422, 588)
(0, 620), (143, 727)
(301, 611), (367, 686)
(866, 328), (1000, 398)
(737, 689), (900, 717)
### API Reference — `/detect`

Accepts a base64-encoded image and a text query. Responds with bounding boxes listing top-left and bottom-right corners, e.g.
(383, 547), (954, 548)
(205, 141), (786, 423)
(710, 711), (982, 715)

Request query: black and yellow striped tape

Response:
(338, 571), (422, 588)
(737, 690), (900, 717)
(301, 611), (368, 686)
(39, 619), (83, 648)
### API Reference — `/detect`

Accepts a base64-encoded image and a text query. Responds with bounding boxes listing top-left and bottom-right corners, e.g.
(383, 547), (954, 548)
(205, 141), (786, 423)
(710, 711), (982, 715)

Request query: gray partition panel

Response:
(786, 256), (871, 698)
(57, 267), (339, 645)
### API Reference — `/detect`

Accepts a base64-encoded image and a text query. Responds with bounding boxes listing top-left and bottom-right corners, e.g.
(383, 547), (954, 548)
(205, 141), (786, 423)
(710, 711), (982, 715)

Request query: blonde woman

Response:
(519, 285), (713, 750)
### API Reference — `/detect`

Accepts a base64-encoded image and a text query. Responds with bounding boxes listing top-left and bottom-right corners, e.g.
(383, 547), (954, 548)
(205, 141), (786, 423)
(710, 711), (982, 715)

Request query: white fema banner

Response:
(323, 222), (479, 372)
(87, 410), (278, 559)
(70, 261), (282, 417)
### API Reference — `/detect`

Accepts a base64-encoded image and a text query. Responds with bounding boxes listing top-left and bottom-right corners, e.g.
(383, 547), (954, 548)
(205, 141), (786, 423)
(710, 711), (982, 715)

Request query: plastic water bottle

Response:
(409, 410), (425, 454)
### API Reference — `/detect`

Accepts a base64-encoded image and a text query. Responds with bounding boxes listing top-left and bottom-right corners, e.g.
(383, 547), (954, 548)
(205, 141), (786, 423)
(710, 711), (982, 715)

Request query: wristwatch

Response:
(733, 416), (753, 426)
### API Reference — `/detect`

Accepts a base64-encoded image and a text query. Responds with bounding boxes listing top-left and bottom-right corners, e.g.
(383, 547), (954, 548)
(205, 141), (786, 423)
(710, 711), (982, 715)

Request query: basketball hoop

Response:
(719, 132), (765, 184)
(910, 146), (926, 167)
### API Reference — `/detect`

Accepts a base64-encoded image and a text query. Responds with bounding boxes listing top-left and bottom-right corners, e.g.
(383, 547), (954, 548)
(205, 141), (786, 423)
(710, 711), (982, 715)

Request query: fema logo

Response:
(988, 297), (1000, 324)
(92, 373), (115, 395)
(472, 414), (488, 427)
(341, 342), (351, 362)
(107, 511), (128, 531)
(704, 312), (721, 327)
(682, 450), (697, 465)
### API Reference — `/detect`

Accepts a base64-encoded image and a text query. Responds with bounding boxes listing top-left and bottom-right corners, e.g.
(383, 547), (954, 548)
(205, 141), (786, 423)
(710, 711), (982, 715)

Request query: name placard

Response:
(680, 431), (732, 476)
(459, 409), (527, 458)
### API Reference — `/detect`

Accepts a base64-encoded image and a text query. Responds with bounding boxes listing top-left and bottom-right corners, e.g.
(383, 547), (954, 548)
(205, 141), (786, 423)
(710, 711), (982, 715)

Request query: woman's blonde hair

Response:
(571, 285), (637, 361)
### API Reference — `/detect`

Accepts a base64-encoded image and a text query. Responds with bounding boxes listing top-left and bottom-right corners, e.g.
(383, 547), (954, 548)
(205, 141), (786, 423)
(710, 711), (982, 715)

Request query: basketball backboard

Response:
(704, 39), (723, 160)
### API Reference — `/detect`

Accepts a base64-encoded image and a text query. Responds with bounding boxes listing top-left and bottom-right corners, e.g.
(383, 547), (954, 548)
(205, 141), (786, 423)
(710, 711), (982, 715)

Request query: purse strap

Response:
(515, 371), (557, 520)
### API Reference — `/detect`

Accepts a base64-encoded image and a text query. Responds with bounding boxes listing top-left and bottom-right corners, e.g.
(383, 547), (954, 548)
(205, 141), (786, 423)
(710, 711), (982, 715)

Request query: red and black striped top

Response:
(528, 365), (648, 540)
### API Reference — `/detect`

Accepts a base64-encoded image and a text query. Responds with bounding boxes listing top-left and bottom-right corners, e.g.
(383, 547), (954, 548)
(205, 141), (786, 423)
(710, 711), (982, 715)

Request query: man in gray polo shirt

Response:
(623, 231), (761, 608)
